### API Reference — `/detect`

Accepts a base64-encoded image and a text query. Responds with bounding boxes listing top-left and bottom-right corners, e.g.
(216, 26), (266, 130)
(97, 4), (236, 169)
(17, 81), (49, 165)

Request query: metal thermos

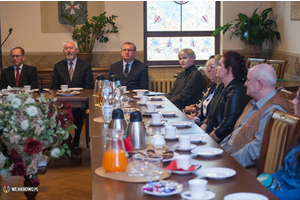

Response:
(94, 74), (104, 94)
(126, 111), (147, 150)
(109, 108), (127, 131)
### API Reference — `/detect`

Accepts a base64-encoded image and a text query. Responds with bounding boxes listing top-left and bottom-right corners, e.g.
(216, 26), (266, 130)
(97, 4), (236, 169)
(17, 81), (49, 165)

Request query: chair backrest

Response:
(257, 109), (300, 176)
(266, 59), (288, 79)
(246, 58), (266, 69)
(278, 88), (296, 114)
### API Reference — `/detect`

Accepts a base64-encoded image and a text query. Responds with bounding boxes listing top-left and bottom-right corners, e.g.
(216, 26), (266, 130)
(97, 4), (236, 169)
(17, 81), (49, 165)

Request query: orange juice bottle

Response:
(99, 87), (103, 105)
(102, 129), (128, 173)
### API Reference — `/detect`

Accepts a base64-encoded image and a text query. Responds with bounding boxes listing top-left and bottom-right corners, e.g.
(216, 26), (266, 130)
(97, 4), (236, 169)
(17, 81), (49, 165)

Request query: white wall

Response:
(271, 1), (300, 54)
(0, 1), (144, 53)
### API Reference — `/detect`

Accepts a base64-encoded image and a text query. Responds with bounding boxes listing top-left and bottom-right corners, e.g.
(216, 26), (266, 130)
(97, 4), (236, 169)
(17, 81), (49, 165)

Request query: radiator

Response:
(149, 78), (176, 93)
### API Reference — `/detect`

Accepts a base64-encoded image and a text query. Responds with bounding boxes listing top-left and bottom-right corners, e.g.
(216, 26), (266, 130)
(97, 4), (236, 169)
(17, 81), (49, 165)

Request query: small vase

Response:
(77, 53), (93, 64)
(244, 44), (262, 58)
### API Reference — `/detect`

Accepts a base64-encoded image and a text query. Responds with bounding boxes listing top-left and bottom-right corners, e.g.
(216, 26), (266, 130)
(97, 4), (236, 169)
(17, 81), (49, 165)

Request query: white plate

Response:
(56, 91), (80, 96)
(160, 111), (178, 117)
(173, 144), (196, 151)
(133, 95), (141, 99)
(144, 110), (159, 114)
(142, 181), (182, 197)
(125, 91), (130, 94)
(224, 192), (269, 200)
(133, 89), (149, 93)
(148, 120), (167, 126)
(33, 88), (49, 92)
(197, 167), (236, 180)
(150, 96), (164, 101)
(191, 147), (223, 157)
(168, 164), (201, 175)
(68, 87), (83, 91)
(164, 134), (179, 140)
(190, 135), (207, 143)
(169, 121), (192, 128)
(163, 152), (179, 162)
(181, 190), (215, 200)
(137, 101), (147, 105)
(147, 102), (165, 108)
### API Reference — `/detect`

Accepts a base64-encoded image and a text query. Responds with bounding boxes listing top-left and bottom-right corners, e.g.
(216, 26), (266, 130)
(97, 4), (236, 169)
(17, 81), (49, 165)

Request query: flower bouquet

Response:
(0, 93), (75, 185)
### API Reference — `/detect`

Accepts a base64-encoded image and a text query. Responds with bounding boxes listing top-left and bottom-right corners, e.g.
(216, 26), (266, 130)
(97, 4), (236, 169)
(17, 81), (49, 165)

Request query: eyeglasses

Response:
(10, 55), (23, 58)
(121, 49), (135, 52)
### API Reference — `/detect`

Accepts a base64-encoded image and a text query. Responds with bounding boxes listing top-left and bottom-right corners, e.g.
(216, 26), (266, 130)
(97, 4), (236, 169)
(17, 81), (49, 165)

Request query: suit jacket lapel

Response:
(18, 64), (27, 87)
(118, 63), (125, 85)
(9, 66), (16, 87)
(63, 59), (71, 82)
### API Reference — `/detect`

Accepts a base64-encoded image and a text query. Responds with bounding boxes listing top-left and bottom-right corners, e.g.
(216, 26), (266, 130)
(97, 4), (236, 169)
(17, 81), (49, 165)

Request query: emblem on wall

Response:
(294, 58), (300, 75)
(58, 1), (87, 25)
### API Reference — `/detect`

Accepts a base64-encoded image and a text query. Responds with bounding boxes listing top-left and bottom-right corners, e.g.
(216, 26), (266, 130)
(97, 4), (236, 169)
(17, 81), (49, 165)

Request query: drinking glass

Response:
(123, 95), (130, 107)
(128, 154), (145, 177)
(144, 155), (163, 180)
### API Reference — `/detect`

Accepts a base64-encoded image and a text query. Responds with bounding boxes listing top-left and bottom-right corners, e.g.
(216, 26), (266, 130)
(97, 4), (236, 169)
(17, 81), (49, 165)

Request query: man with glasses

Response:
(0, 46), (38, 89)
(109, 42), (149, 90)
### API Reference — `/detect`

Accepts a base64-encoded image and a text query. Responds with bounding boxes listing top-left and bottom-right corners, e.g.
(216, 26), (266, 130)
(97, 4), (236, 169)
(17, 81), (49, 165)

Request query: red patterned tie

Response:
(15, 67), (20, 87)
(69, 62), (74, 81)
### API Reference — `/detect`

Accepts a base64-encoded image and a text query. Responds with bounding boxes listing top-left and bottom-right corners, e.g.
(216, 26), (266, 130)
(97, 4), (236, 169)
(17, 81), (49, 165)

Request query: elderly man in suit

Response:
(0, 46), (38, 89)
(109, 42), (149, 90)
(51, 40), (94, 153)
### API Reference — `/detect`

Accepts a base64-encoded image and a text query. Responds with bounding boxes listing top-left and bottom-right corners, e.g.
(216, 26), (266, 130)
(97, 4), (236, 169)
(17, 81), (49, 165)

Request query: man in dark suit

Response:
(50, 40), (94, 153)
(0, 46), (38, 89)
(109, 42), (149, 90)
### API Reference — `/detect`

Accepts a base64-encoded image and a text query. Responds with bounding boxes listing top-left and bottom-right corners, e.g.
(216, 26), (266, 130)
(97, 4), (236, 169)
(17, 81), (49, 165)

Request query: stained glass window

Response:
(144, 1), (220, 65)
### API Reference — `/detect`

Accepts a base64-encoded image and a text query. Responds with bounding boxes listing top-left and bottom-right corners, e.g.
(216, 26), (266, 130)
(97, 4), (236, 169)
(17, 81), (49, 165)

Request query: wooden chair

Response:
(266, 59), (288, 79)
(257, 109), (300, 176)
(278, 88), (296, 114)
(246, 58), (266, 69)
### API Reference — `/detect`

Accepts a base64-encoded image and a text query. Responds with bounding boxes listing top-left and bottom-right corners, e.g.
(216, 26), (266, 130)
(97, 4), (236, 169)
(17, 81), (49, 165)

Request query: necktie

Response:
(15, 67), (20, 87)
(124, 63), (129, 79)
(69, 62), (74, 81)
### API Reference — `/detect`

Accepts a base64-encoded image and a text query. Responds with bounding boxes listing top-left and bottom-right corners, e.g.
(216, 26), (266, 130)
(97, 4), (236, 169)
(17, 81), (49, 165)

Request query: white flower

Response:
(0, 169), (11, 179)
(0, 152), (6, 169)
(50, 148), (61, 158)
(11, 98), (22, 108)
(6, 93), (16, 102)
(26, 106), (38, 117)
(25, 97), (36, 104)
(21, 120), (29, 131)
(63, 132), (69, 140)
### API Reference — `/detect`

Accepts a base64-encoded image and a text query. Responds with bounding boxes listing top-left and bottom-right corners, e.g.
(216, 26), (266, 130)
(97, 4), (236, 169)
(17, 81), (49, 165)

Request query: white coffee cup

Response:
(61, 85), (68, 91)
(151, 113), (162, 124)
(137, 90), (144, 97)
(24, 85), (31, 92)
(2, 89), (8, 95)
(121, 86), (127, 94)
(178, 135), (191, 149)
(188, 179), (207, 199)
(176, 155), (190, 170)
(140, 96), (148, 104)
(164, 126), (177, 138)
(147, 103), (156, 112)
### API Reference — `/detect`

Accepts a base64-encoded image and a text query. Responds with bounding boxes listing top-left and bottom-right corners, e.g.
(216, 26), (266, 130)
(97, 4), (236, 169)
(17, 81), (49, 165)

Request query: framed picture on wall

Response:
(291, 2), (300, 21)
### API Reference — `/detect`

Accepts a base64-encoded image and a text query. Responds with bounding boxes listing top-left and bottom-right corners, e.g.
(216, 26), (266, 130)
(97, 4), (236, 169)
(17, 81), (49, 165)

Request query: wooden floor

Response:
(1, 124), (92, 200)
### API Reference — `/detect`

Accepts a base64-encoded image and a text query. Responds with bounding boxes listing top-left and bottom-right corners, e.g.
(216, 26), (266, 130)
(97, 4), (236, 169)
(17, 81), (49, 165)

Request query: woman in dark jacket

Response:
(201, 51), (250, 143)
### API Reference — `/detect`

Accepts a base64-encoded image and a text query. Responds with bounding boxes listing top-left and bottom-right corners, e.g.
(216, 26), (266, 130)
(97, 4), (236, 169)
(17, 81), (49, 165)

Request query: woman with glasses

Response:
(185, 55), (223, 126)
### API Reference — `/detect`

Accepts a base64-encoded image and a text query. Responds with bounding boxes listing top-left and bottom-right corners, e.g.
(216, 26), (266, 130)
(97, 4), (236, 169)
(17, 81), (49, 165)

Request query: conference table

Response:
(88, 92), (278, 200)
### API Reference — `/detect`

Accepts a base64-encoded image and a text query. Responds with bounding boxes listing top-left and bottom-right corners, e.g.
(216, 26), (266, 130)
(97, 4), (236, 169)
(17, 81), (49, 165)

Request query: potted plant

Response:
(61, 11), (118, 63)
(212, 8), (280, 56)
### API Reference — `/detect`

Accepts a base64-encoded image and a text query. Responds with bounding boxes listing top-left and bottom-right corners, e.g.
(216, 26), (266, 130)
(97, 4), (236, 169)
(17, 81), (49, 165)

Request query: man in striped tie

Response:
(50, 40), (94, 154)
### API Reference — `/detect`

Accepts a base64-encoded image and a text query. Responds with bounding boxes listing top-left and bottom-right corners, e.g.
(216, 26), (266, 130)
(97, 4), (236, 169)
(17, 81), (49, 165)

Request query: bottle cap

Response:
(96, 74), (105, 80)
(116, 80), (121, 85)
(110, 75), (117, 82)
(105, 80), (110, 84)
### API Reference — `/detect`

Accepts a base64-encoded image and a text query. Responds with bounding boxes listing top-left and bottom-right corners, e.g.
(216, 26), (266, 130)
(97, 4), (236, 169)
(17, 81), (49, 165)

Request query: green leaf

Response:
(66, 150), (71, 157)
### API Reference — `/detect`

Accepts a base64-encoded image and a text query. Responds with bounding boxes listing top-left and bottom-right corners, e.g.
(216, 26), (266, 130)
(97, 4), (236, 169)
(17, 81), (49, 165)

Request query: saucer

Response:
(164, 134), (179, 140)
(181, 190), (215, 200)
(169, 121), (192, 128)
(148, 120), (167, 126)
(160, 111), (178, 117)
(137, 101), (147, 105)
(173, 144), (196, 151)
(150, 96), (164, 101)
(133, 96), (141, 99)
(191, 147), (223, 157)
(125, 91), (130, 94)
(144, 110), (159, 114)
(224, 192), (268, 200)
(147, 102), (165, 108)
(197, 167), (236, 179)
(133, 89), (149, 93)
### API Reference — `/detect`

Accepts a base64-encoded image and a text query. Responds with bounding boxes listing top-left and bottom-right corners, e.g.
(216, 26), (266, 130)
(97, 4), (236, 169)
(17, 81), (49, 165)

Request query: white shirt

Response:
(123, 60), (134, 74)
(68, 58), (77, 71)
(14, 64), (23, 77)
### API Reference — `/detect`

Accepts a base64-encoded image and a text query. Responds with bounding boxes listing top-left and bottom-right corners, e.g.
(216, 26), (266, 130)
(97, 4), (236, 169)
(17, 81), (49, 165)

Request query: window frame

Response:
(143, 1), (220, 67)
